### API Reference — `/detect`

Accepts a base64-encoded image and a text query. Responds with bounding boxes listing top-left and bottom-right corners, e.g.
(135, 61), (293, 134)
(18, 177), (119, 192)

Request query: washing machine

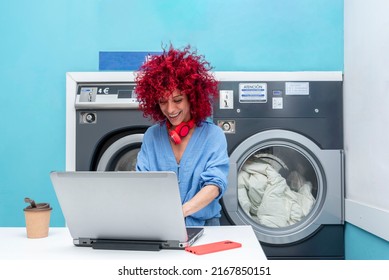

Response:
(66, 72), (153, 172)
(213, 72), (344, 260)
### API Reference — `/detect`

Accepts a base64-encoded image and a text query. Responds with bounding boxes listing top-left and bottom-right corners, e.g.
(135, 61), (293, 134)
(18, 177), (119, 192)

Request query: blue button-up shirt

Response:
(136, 120), (229, 226)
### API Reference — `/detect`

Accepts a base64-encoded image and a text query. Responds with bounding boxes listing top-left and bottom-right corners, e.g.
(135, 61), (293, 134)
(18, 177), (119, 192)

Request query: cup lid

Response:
(24, 198), (52, 211)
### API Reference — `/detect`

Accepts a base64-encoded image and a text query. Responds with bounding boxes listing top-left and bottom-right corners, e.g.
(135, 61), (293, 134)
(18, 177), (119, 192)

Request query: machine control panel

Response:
(75, 83), (139, 109)
(214, 79), (342, 119)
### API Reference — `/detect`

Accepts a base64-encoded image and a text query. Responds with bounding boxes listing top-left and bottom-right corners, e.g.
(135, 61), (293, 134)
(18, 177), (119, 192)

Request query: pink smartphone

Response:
(185, 240), (242, 255)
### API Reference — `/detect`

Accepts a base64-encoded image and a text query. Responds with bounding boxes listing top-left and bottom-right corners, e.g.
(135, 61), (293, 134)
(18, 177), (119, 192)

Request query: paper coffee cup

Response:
(24, 202), (52, 239)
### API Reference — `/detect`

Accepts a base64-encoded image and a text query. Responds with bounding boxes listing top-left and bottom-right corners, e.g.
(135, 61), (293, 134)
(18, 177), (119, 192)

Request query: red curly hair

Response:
(135, 45), (218, 125)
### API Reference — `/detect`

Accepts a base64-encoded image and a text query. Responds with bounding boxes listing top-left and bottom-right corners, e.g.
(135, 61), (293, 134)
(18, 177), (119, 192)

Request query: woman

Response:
(135, 45), (229, 226)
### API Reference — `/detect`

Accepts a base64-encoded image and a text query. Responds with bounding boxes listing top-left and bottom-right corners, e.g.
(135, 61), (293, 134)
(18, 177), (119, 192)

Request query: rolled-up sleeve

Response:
(198, 125), (229, 199)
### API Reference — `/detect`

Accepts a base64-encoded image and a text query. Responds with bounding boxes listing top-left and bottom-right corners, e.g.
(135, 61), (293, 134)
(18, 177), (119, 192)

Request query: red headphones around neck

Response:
(166, 119), (195, 144)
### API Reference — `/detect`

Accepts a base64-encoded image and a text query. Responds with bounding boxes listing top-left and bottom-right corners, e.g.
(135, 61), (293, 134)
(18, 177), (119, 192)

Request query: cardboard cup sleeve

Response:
(24, 203), (52, 238)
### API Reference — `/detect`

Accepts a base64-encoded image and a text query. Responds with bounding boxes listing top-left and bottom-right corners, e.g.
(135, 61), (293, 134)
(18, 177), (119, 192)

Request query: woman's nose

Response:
(165, 100), (176, 112)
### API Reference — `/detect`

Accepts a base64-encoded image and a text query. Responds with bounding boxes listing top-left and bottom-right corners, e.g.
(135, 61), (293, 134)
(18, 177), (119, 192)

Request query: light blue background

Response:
(0, 0), (387, 259)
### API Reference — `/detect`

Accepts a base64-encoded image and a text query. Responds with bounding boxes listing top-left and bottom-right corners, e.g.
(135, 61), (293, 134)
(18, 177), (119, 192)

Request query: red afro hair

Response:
(135, 45), (219, 125)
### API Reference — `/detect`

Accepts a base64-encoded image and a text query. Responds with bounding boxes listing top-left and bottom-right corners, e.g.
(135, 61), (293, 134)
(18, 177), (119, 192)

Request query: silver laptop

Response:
(50, 171), (204, 250)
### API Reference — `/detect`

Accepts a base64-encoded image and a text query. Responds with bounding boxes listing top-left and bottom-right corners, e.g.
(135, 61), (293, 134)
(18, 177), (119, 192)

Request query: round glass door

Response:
(96, 134), (144, 171)
(237, 145), (318, 229)
(224, 129), (333, 244)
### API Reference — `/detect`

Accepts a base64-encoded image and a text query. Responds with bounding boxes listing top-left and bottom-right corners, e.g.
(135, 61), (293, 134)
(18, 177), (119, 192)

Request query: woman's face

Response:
(159, 89), (191, 127)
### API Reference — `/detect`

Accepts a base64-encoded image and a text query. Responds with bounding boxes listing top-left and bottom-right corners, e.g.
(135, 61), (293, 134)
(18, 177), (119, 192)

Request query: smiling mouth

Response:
(168, 111), (181, 121)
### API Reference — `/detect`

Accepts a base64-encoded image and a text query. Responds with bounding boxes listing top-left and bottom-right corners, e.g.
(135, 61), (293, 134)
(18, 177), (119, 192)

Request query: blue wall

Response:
(2, 0), (385, 259)
(345, 224), (389, 260)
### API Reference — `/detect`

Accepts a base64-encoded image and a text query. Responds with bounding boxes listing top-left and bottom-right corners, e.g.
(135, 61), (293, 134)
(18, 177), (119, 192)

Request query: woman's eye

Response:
(174, 99), (183, 103)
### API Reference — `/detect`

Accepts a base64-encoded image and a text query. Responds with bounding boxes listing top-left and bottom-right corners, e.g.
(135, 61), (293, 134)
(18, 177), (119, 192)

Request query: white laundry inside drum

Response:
(238, 153), (316, 228)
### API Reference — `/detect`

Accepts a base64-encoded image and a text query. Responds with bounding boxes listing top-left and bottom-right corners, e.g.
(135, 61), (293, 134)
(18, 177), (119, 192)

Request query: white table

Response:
(0, 225), (267, 260)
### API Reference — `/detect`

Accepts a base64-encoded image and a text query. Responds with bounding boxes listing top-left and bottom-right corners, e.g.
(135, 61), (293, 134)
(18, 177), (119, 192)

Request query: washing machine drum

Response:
(237, 149), (316, 227)
(95, 133), (143, 171)
(224, 129), (343, 245)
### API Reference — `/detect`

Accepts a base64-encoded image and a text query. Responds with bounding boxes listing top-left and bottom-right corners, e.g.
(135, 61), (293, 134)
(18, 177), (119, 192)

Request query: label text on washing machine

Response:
(239, 83), (267, 103)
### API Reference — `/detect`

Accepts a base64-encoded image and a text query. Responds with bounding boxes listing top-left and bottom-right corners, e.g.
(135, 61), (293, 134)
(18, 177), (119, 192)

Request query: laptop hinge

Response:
(92, 239), (163, 251)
